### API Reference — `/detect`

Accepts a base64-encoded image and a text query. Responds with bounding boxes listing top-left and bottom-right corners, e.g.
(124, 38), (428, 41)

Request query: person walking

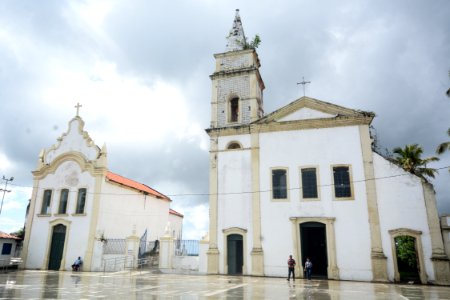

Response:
(287, 255), (296, 281)
(304, 257), (312, 280)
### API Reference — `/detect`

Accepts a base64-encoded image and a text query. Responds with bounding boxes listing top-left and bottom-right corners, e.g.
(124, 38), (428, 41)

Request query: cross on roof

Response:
(74, 103), (82, 117)
(297, 77), (311, 97)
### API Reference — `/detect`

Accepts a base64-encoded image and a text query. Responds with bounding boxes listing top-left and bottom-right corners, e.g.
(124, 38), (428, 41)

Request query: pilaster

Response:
(358, 125), (388, 282)
(422, 181), (450, 285)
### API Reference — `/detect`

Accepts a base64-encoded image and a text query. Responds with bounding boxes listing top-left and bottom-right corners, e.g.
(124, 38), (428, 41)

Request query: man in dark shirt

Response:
(287, 255), (296, 281)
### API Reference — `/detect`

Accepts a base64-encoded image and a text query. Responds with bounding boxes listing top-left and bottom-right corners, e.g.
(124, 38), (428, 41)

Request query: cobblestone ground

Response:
(0, 270), (449, 299)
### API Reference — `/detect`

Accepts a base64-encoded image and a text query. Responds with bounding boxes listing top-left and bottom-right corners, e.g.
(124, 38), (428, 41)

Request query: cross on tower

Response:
(74, 102), (82, 117)
(297, 77), (311, 97)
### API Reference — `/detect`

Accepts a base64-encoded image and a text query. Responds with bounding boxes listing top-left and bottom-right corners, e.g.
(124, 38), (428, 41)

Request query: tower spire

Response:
(226, 9), (246, 51)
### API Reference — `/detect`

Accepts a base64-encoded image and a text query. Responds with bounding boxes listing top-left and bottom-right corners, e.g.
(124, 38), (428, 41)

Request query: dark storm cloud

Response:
(0, 0), (449, 225)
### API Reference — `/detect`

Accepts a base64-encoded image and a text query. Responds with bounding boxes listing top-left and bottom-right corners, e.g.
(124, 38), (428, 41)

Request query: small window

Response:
(41, 190), (52, 214)
(333, 166), (352, 198)
(230, 97), (239, 122)
(75, 188), (87, 214)
(272, 169), (288, 199)
(58, 189), (69, 214)
(301, 168), (318, 199)
(1, 243), (12, 255)
(227, 142), (241, 150)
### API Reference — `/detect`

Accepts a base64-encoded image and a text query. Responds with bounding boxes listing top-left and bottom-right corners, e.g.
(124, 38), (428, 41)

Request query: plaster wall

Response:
(26, 160), (94, 270)
(216, 135), (253, 274)
(45, 119), (99, 164)
(258, 125), (373, 279)
(279, 107), (336, 122)
(373, 153), (435, 281)
(96, 181), (171, 242)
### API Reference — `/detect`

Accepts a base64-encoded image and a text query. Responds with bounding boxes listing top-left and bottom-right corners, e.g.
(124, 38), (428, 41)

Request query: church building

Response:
(21, 109), (183, 271)
(206, 10), (450, 284)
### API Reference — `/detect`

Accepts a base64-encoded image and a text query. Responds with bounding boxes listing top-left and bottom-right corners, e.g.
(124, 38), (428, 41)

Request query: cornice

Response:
(210, 66), (260, 80)
(206, 115), (372, 137)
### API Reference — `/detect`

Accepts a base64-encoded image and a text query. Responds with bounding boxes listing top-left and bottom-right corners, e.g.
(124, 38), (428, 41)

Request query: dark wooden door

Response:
(48, 224), (66, 270)
(227, 234), (243, 274)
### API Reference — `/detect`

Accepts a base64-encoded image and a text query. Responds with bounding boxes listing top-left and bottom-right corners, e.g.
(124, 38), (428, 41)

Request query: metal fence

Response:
(103, 239), (126, 255)
(174, 240), (199, 256)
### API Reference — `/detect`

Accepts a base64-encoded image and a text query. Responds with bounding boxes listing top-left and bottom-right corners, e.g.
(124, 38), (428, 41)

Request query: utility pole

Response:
(0, 175), (14, 215)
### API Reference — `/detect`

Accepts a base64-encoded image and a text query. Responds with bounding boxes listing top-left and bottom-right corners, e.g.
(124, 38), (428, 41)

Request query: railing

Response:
(174, 240), (199, 256)
(103, 239), (126, 255)
(102, 255), (134, 273)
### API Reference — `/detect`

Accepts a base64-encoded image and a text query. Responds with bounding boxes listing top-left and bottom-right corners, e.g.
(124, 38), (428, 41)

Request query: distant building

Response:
(21, 113), (183, 271)
(0, 232), (21, 266)
(205, 10), (450, 284)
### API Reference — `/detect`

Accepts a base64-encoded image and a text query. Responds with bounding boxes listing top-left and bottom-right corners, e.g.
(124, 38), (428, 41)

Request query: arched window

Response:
(229, 97), (239, 122)
(227, 142), (242, 150)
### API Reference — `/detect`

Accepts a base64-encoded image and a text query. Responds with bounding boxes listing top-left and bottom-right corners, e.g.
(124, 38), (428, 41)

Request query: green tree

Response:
(392, 144), (439, 180)
(241, 34), (261, 49)
(395, 236), (417, 268)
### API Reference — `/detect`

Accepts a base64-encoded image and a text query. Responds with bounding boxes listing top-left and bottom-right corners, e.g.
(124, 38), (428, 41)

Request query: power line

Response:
(7, 165), (450, 198)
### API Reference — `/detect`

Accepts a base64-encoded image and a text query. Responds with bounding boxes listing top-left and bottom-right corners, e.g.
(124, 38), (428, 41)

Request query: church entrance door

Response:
(48, 224), (66, 270)
(227, 234), (243, 274)
(300, 222), (328, 278)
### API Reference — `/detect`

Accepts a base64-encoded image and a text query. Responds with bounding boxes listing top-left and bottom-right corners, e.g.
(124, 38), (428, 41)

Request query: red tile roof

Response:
(169, 209), (184, 218)
(0, 232), (21, 240)
(106, 171), (171, 202)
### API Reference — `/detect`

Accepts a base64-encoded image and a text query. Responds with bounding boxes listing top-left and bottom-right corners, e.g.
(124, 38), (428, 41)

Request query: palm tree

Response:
(436, 128), (450, 155)
(393, 144), (439, 180)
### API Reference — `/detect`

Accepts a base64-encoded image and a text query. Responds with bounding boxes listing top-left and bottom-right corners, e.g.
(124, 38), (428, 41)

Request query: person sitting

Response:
(72, 257), (82, 271)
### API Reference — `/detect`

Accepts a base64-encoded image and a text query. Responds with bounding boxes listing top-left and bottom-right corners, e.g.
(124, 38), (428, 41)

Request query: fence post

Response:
(159, 232), (174, 270)
(126, 233), (140, 269)
(198, 233), (209, 273)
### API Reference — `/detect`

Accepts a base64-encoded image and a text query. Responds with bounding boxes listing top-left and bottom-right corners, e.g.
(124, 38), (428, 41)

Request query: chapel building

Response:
(21, 112), (183, 271)
(205, 10), (450, 284)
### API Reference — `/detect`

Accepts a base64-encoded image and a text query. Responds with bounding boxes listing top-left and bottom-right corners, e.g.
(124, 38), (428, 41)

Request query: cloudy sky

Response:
(0, 0), (449, 239)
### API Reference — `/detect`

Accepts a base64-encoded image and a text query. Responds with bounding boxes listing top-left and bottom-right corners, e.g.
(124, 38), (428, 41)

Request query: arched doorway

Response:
(394, 235), (420, 283)
(48, 224), (66, 270)
(300, 222), (328, 278)
(227, 234), (243, 274)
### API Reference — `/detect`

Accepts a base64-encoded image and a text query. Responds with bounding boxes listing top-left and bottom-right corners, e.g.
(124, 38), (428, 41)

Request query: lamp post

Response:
(0, 175), (14, 216)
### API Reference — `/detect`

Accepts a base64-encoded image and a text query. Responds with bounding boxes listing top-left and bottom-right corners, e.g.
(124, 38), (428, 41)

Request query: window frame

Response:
(226, 141), (243, 150)
(299, 166), (320, 201)
(271, 167), (289, 201)
(74, 188), (87, 215)
(57, 188), (69, 215)
(40, 189), (53, 215)
(331, 165), (354, 200)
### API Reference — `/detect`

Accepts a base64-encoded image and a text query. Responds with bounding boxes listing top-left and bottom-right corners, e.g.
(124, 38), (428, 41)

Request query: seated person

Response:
(72, 257), (82, 271)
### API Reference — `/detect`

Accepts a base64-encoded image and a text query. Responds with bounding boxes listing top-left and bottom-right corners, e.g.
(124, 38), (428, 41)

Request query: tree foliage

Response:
(392, 144), (439, 180)
(395, 236), (417, 268)
(242, 34), (261, 49)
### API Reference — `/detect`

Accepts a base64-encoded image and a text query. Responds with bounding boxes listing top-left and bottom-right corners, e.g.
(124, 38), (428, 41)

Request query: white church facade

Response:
(206, 10), (450, 284)
(21, 113), (183, 271)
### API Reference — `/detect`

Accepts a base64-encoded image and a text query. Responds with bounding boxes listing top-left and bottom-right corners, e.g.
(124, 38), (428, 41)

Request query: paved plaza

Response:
(0, 270), (450, 299)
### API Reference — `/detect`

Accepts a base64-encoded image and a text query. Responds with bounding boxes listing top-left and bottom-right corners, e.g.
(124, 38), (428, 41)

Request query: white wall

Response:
(258, 126), (373, 279)
(97, 181), (171, 242)
(374, 153), (435, 281)
(26, 160), (94, 270)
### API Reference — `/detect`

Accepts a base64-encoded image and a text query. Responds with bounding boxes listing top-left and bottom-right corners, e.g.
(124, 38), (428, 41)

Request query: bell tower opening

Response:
(230, 97), (239, 122)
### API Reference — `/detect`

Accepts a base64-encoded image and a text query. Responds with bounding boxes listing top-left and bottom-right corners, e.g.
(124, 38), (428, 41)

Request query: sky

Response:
(0, 0), (449, 239)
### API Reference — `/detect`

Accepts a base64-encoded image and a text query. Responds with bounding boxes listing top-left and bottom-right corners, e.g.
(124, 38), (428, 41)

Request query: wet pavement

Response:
(0, 270), (449, 299)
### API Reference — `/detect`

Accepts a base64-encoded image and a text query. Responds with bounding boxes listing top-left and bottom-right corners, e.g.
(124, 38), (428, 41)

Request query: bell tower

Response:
(210, 9), (265, 128)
